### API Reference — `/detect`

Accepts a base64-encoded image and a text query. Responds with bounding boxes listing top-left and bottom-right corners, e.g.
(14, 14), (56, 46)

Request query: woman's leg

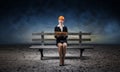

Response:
(57, 43), (63, 65)
(62, 42), (67, 65)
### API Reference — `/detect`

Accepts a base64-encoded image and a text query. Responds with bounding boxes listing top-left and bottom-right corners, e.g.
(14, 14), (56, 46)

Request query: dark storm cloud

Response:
(0, 0), (120, 44)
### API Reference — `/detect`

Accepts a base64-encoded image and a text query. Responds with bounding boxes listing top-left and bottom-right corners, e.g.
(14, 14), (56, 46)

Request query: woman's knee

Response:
(57, 43), (63, 48)
(63, 43), (67, 48)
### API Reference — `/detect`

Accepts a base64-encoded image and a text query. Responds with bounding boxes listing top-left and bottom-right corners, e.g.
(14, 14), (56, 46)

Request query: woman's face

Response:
(58, 19), (64, 24)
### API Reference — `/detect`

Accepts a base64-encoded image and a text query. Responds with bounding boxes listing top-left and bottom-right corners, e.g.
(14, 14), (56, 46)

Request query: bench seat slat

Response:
(30, 45), (94, 49)
(32, 32), (91, 35)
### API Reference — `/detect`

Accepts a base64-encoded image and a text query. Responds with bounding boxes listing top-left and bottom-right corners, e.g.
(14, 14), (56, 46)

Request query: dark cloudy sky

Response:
(0, 0), (120, 44)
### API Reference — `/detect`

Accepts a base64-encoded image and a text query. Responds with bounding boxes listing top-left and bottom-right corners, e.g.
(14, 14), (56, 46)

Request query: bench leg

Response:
(80, 49), (85, 58)
(39, 49), (43, 60)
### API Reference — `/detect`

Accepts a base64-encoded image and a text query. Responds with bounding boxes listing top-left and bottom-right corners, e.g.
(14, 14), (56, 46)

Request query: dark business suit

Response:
(54, 26), (68, 45)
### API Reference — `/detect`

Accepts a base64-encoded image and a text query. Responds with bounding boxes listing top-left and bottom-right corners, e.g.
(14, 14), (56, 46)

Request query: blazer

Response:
(54, 25), (68, 44)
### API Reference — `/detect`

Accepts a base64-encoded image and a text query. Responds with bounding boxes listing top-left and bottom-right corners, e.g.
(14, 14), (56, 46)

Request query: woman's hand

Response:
(55, 32), (68, 38)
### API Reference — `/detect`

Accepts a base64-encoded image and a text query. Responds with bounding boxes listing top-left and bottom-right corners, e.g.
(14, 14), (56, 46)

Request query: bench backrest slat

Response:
(32, 31), (91, 45)
(32, 38), (91, 41)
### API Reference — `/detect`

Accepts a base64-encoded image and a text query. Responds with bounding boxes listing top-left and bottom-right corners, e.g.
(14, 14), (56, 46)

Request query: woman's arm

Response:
(54, 27), (59, 38)
(64, 26), (68, 38)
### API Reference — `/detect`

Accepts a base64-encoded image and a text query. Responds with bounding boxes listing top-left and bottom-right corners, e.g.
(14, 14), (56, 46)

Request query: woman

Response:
(54, 16), (68, 66)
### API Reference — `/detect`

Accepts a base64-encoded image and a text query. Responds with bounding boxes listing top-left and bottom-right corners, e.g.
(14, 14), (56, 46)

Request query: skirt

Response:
(56, 39), (67, 46)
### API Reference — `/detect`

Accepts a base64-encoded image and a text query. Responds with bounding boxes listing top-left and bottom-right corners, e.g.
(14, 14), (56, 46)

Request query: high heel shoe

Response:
(59, 64), (64, 66)
(59, 64), (62, 66)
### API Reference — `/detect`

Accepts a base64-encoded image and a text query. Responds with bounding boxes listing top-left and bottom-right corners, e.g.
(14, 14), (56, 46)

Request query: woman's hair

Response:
(58, 16), (64, 20)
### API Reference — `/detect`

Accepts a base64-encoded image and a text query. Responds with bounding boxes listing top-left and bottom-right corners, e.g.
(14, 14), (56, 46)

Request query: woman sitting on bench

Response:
(54, 16), (68, 66)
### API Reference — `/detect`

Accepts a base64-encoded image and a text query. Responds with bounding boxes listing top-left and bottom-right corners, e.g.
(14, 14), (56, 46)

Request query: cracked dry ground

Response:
(0, 45), (120, 72)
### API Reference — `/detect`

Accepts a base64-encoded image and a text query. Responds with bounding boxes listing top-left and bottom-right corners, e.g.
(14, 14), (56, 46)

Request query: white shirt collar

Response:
(57, 24), (64, 27)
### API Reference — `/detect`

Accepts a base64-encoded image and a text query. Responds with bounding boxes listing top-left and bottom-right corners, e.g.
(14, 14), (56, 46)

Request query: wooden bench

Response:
(30, 31), (94, 60)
